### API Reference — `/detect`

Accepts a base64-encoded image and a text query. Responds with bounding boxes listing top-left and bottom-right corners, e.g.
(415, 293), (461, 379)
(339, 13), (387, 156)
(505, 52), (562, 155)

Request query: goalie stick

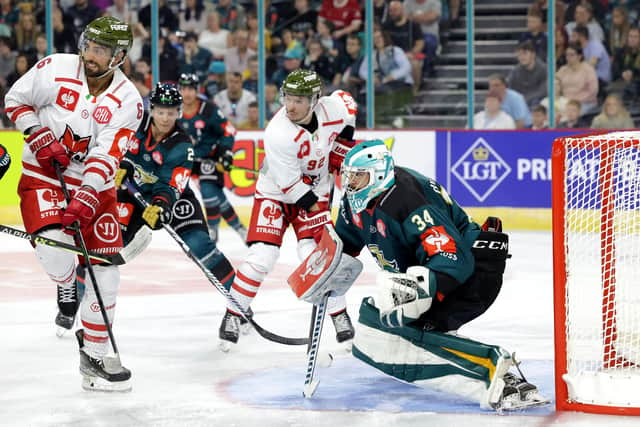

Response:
(0, 224), (126, 265)
(124, 180), (309, 346)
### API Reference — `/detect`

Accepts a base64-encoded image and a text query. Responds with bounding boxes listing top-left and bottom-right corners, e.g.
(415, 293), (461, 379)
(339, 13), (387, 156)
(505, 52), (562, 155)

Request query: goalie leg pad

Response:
(119, 225), (152, 263)
(353, 297), (512, 409)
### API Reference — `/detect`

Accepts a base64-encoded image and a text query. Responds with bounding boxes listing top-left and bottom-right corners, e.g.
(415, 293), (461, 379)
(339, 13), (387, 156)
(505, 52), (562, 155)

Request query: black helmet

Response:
(150, 82), (183, 109)
(178, 73), (199, 88)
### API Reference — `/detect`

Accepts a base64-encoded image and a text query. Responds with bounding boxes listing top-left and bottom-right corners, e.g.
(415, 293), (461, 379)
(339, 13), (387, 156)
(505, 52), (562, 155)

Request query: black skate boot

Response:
(55, 265), (85, 337)
(75, 329), (131, 392)
(218, 309), (242, 352)
(330, 309), (355, 344)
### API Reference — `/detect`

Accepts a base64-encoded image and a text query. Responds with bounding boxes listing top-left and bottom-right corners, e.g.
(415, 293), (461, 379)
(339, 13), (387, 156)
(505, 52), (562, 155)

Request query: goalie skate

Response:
(495, 372), (549, 411)
(76, 329), (131, 392)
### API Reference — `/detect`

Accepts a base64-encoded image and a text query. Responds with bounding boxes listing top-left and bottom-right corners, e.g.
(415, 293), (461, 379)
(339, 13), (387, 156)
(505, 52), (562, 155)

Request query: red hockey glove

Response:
(328, 137), (356, 175)
(481, 216), (503, 232)
(61, 186), (99, 233)
(25, 127), (69, 174)
(300, 209), (332, 243)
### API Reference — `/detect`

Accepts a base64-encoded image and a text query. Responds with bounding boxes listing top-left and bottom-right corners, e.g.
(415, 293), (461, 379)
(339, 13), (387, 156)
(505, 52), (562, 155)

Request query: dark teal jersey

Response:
(336, 167), (481, 289)
(179, 99), (235, 160)
(123, 112), (194, 206)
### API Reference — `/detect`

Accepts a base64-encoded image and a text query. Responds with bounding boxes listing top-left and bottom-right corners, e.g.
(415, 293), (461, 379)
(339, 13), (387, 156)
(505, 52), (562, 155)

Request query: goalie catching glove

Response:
(142, 196), (172, 229)
(375, 266), (435, 328)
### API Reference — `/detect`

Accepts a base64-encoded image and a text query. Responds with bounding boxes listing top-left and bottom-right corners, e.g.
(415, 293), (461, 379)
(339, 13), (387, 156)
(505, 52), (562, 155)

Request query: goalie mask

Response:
(79, 17), (132, 78)
(341, 140), (395, 214)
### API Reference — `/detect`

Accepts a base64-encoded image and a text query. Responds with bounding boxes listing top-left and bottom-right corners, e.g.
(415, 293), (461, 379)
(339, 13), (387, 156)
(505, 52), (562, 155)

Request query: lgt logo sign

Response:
(451, 138), (511, 202)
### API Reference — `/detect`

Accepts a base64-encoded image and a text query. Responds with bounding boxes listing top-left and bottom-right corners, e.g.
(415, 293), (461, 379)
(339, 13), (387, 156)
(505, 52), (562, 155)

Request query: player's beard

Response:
(83, 58), (111, 79)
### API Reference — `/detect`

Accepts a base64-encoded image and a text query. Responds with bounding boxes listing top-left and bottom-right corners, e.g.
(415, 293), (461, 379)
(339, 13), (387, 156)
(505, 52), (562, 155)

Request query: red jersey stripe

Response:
(323, 119), (344, 126)
(55, 77), (83, 86)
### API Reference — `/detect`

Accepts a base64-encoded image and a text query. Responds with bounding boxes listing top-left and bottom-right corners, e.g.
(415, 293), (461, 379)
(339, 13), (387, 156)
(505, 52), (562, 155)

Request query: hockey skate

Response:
(495, 368), (549, 411)
(75, 329), (131, 392)
(218, 309), (242, 352)
(330, 309), (355, 350)
(55, 266), (85, 337)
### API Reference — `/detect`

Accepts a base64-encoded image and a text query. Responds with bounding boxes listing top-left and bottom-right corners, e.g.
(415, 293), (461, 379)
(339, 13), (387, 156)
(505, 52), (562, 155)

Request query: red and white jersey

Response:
(257, 90), (356, 204)
(5, 54), (143, 193)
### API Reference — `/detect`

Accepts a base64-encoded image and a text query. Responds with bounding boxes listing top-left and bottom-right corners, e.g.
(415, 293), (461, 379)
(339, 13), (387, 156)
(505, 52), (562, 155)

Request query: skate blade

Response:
(81, 375), (132, 392)
(240, 323), (251, 336)
(499, 393), (550, 411)
(218, 340), (234, 353)
(303, 379), (319, 398)
(56, 326), (70, 338)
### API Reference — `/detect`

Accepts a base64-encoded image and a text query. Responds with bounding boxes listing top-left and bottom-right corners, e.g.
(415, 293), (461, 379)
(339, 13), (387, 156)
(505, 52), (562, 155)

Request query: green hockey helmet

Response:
(79, 17), (132, 73)
(281, 69), (323, 98)
(341, 140), (395, 214)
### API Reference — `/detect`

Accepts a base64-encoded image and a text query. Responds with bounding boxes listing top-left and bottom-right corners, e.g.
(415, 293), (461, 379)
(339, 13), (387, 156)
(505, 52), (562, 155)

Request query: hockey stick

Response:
(124, 180), (309, 346)
(0, 224), (126, 265)
(303, 292), (329, 398)
(54, 163), (123, 361)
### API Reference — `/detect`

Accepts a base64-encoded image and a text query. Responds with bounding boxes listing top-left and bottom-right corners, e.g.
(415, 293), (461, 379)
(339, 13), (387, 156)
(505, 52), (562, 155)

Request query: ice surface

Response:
(2, 228), (639, 426)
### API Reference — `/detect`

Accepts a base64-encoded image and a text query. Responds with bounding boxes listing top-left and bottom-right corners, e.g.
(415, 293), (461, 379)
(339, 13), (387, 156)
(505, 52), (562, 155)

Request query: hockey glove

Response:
(25, 126), (69, 174)
(142, 196), (172, 230)
(215, 148), (234, 172)
(328, 137), (356, 175)
(375, 266), (434, 328)
(61, 185), (99, 232)
(481, 216), (503, 232)
(299, 208), (332, 244)
(115, 161), (135, 187)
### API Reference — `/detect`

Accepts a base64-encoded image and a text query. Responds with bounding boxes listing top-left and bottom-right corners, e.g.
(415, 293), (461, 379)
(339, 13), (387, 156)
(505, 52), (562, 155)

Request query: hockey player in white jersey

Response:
(5, 16), (143, 391)
(218, 69), (359, 349)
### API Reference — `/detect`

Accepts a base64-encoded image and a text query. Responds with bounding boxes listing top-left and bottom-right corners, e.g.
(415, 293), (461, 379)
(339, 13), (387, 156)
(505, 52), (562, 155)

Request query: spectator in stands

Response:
(316, 19), (339, 58)
(565, 1), (606, 30)
(237, 101), (261, 129)
(128, 22), (148, 64)
(607, 1), (639, 25)
(507, 40), (547, 108)
(271, 46), (303, 87)
(303, 38), (335, 89)
(556, 43), (599, 115)
(204, 60), (226, 99)
(541, 79), (569, 125)
(6, 51), (32, 87)
(179, 0), (206, 33)
(198, 11), (231, 61)
(34, 33), (47, 60)
(67, 0), (100, 41)
(138, 0), (179, 33)
(530, 104), (549, 129)
(142, 36), (181, 82)
(242, 55), (258, 94)
(247, 10), (271, 54)
(131, 71), (151, 110)
(555, 26), (569, 69)
(14, 11), (38, 53)
(334, 32), (364, 92)
(224, 29), (256, 75)
(487, 74), (532, 128)
(216, 0), (247, 32)
(519, 11), (547, 59)
(557, 99), (590, 128)
(52, 5), (76, 54)
(404, 0), (441, 77)
(383, 0), (425, 94)
(609, 6), (631, 55)
(180, 32), (212, 84)
(565, 3), (605, 43)
(0, 0), (19, 33)
(590, 93), (635, 128)
(134, 57), (152, 89)
(472, 90), (517, 130)
(359, 29), (413, 126)
(0, 36), (14, 85)
(611, 27), (640, 103)
(318, 0), (363, 48)
(264, 82), (281, 119)
(214, 71), (257, 126)
(105, 0), (132, 23)
(571, 25), (611, 85)
(528, 0), (566, 28)
(273, 0), (317, 46)
(373, 0), (389, 25)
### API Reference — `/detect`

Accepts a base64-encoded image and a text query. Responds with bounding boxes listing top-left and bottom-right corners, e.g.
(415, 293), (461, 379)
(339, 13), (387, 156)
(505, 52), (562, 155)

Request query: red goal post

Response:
(552, 131), (640, 415)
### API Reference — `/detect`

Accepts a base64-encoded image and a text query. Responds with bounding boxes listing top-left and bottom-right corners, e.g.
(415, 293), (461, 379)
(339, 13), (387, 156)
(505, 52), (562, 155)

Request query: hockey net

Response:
(552, 131), (640, 414)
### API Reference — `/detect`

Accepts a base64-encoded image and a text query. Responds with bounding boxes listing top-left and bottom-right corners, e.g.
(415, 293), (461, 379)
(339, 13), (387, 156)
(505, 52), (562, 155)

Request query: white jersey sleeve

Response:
(329, 89), (358, 130)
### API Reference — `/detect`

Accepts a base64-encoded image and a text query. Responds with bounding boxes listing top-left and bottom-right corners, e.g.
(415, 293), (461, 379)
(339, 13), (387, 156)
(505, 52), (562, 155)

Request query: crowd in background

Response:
(0, 0), (637, 129)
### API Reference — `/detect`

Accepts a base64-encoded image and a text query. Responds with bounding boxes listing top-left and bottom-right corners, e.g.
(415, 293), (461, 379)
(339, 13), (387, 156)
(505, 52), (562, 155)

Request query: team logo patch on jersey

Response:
(420, 226), (457, 256)
(116, 202), (133, 225)
(152, 151), (163, 165)
(194, 119), (205, 129)
(256, 200), (283, 234)
(128, 137), (140, 155)
(56, 87), (79, 111)
(170, 167), (191, 192)
(376, 219), (387, 237)
(221, 120), (236, 137)
(93, 106), (112, 124)
(352, 212), (363, 229)
(59, 125), (91, 162)
(172, 198), (195, 219)
(94, 213), (120, 243)
(36, 188), (65, 216)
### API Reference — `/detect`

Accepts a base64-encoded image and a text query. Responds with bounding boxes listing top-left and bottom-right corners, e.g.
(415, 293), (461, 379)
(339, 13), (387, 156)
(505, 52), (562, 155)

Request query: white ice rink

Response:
(2, 226), (640, 426)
